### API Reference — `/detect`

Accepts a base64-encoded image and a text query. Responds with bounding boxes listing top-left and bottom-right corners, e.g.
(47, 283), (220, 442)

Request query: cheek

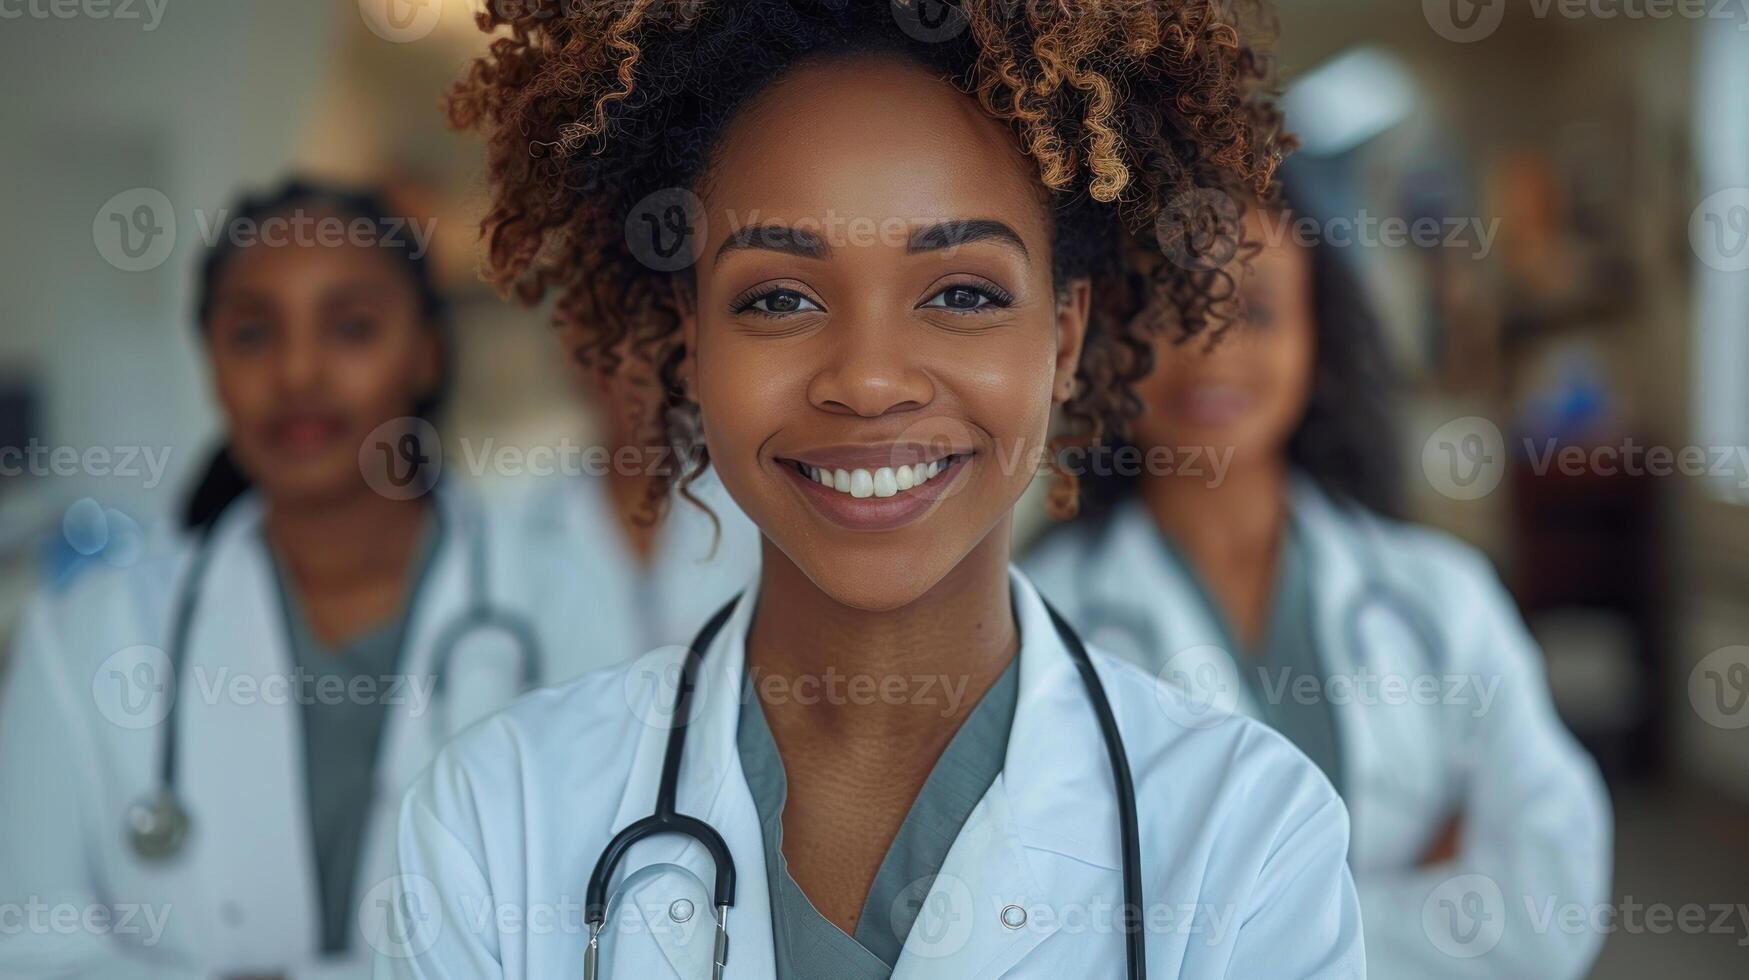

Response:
(1259, 323), (1316, 422)
(692, 333), (793, 476)
(211, 355), (272, 427)
(957, 332), (1057, 448)
(335, 335), (427, 419)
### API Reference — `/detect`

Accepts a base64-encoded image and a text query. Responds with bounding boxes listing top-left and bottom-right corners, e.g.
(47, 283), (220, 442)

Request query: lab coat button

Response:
(1000, 904), (1026, 929)
(669, 898), (695, 923)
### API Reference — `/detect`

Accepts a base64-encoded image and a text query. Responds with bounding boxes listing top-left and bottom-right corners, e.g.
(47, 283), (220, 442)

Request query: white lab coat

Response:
(482, 469), (760, 676)
(374, 568), (1366, 979)
(1023, 479), (1612, 979)
(0, 487), (580, 979)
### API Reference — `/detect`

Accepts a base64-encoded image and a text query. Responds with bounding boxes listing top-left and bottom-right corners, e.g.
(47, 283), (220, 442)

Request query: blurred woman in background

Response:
(485, 330), (758, 672)
(1026, 187), (1613, 978)
(0, 179), (569, 978)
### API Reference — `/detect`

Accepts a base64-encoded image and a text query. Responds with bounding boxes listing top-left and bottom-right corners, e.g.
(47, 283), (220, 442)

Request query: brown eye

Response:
(921, 282), (1011, 312)
(735, 288), (821, 315)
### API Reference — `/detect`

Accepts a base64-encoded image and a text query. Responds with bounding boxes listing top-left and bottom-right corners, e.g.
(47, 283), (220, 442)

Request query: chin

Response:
(780, 531), (969, 613)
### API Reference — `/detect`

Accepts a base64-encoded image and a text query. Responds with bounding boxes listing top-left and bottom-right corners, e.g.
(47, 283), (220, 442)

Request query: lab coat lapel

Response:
(349, 490), (477, 968)
(1078, 502), (1258, 719)
(1290, 479), (1450, 854)
(600, 580), (777, 979)
(372, 489), (474, 792)
(893, 574), (1118, 980)
(177, 497), (323, 967)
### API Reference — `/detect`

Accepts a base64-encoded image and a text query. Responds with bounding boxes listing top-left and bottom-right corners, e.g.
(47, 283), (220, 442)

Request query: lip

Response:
(777, 450), (972, 532)
(1171, 383), (1252, 428)
(265, 412), (347, 454)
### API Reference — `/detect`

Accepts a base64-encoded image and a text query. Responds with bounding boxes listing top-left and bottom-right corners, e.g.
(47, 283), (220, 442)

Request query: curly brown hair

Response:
(448, 0), (1292, 518)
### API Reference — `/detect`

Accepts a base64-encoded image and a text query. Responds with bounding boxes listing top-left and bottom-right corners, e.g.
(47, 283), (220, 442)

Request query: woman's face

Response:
(685, 57), (1089, 611)
(204, 211), (440, 508)
(1130, 209), (1315, 471)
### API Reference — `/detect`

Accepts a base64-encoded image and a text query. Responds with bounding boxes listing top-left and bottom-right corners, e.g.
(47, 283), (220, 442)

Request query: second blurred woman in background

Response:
(485, 331), (758, 672)
(0, 179), (583, 978)
(1026, 187), (1613, 978)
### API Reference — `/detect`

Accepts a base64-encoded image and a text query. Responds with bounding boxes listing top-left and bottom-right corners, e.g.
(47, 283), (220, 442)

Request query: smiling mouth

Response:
(785, 454), (969, 499)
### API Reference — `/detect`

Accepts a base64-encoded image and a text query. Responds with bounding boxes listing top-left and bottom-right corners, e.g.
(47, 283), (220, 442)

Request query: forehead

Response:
(216, 212), (411, 295)
(700, 56), (1051, 248)
(1243, 208), (1310, 280)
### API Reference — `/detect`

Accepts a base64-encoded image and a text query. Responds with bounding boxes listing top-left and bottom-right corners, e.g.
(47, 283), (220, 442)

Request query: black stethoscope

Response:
(583, 593), (1150, 980)
(1076, 499), (1448, 675)
(126, 492), (540, 861)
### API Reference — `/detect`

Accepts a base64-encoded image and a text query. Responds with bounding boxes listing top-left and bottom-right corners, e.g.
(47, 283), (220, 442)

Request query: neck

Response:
(262, 486), (430, 588)
(1140, 456), (1290, 564)
(746, 519), (1018, 741)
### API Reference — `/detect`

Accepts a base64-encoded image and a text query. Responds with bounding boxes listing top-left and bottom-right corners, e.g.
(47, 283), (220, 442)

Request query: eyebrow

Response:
(712, 217), (1032, 265)
(715, 224), (829, 264)
(908, 219), (1029, 259)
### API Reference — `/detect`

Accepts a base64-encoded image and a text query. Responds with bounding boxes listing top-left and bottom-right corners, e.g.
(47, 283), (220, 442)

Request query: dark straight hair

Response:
(1072, 178), (1404, 527)
(181, 178), (453, 531)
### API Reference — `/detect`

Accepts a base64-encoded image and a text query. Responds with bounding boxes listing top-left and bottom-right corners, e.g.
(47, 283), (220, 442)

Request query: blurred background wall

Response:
(1, 1), (1746, 974)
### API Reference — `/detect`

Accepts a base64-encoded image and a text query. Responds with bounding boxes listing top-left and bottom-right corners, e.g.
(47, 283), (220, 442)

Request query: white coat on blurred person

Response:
(0, 485), (573, 979)
(0, 180), (591, 979)
(484, 465), (759, 670)
(480, 324), (759, 671)
(1025, 198), (1612, 979)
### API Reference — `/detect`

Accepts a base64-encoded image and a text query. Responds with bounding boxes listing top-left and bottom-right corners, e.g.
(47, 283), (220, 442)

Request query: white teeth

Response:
(849, 469), (874, 498)
(872, 467), (898, 497)
(804, 456), (956, 498)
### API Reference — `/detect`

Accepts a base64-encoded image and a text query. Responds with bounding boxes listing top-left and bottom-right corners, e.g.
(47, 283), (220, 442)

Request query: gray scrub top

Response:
(267, 515), (442, 953)
(736, 655), (1020, 978)
(1161, 521), (1344, 795)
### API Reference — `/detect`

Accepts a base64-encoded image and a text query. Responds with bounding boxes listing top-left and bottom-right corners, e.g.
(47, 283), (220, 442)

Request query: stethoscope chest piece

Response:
(127, 789), (192, 861)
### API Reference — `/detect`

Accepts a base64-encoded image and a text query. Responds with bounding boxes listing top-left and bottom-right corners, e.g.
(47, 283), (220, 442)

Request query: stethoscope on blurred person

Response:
(1072, 505), (1447, 703)
(125, 490), (541, 861)
(581, 594), (1152, 980)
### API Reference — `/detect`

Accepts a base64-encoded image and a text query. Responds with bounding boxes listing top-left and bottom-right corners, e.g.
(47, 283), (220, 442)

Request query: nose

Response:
(275, 323), (325, 394)
(807, 313), (933, 418)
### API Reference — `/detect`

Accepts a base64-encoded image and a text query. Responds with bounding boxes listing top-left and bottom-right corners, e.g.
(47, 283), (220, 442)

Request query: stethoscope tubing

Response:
(583, 593), (1148, 980)
(131, 489), (537, 860)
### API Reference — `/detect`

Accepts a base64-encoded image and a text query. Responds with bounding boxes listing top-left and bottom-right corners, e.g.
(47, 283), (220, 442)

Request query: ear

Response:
(1051, 278), (1093, 404)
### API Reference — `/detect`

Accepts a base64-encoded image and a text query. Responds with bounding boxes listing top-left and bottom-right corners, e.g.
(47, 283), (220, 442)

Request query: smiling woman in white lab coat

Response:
(1025, 193), (1612, 978)
(374, 6), (1364, 979)
(0, 180), (578, 979)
